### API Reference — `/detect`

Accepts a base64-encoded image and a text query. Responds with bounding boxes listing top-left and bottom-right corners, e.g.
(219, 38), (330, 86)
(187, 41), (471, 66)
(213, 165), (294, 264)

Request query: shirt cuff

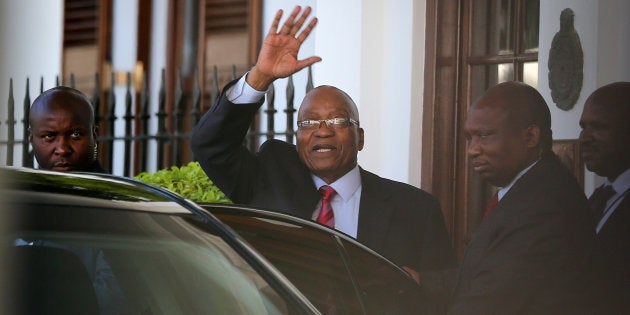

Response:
(227, 72), (266, 104)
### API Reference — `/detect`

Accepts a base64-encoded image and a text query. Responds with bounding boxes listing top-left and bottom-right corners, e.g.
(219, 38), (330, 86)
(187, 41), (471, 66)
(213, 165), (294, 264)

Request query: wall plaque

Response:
(548, 8), (583, 111)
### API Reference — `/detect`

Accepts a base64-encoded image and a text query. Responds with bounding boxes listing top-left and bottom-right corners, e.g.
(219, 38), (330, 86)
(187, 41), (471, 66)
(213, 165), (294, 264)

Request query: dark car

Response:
(201, 204), (432, 315)
(0, 167), (319, 315)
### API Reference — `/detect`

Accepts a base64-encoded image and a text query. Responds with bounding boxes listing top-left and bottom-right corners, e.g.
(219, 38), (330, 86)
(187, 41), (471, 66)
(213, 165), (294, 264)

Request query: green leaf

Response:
(135, 161), (231, 203)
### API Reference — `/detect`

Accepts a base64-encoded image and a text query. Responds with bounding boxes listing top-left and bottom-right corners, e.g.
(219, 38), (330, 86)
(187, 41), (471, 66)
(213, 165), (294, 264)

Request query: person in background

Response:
(26, 85), (124, 314)
(29, 86), (105, 173)
(579, 81), (630, 313)
(191, 5), (455, 281)
(422, 81), (595, 314)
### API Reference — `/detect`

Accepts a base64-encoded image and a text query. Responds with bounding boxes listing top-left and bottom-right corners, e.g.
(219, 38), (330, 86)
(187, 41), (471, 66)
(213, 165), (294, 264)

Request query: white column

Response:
(0, 0), (63, 166)
(110, 0), (139, 175)
(146, 0), (169, 173)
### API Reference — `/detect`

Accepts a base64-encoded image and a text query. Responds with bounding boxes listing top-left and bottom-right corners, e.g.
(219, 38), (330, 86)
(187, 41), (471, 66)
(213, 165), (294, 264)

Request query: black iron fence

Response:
(0, 65), (313, 176)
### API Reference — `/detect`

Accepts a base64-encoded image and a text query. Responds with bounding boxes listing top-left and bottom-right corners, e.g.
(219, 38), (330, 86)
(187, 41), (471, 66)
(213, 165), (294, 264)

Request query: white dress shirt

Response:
(311, 166), (362, 238)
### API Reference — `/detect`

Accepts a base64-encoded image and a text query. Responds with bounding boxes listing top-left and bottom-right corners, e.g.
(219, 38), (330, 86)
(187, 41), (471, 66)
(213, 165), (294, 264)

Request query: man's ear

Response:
(28, 128), (33, 144)
(523, 124), (541, 148)
(357, 128), (365, 151)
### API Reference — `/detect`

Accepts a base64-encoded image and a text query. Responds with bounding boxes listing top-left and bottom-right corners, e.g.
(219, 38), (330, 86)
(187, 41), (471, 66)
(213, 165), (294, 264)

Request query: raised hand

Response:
(247, 6), (322, 91)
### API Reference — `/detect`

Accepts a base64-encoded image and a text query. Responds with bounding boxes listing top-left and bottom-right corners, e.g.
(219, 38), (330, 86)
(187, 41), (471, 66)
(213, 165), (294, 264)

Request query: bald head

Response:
(28, 86), (98, 172)
(584, 81), (630, 114)
(579, 81), (630, 179)
(30, 86), (95, 127)
(474, 81), (553, 151)
(299, 85), (360, 121)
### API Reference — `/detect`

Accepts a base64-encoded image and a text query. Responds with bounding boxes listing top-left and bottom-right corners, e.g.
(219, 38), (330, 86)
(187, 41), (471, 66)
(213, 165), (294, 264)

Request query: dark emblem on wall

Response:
(548, 8), (584, 111)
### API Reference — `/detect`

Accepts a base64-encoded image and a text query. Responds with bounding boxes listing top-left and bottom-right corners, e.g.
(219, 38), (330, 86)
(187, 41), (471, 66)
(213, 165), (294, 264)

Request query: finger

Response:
(295, 56), (322, 72)
(268, 9), (283, 35)
(279, 6), (301, 35)
(297, 17), (318, 43)
(290, 6), (312, 36)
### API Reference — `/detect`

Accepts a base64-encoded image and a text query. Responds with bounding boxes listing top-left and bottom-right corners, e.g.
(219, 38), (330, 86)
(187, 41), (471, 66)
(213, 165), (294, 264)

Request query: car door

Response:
(206, 206), (431, 315)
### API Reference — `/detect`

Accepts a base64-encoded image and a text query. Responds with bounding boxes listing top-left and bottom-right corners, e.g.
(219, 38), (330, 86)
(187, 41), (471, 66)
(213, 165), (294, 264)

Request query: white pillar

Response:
(0, 0), (63, 166)
(110, 0), (139, 175)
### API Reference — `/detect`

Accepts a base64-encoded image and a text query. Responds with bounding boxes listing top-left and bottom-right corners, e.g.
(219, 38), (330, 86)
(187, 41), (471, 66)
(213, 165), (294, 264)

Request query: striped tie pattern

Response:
(317, 185), (336, 227)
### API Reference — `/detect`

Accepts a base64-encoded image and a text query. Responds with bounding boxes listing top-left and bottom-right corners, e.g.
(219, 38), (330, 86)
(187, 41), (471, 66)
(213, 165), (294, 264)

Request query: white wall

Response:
(539, 0), (630, 195)
(0, 0), (63, 166)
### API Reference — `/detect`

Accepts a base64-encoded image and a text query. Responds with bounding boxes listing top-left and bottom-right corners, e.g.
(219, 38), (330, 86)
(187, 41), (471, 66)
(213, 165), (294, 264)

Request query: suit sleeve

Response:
(448, 208), (592, 314)
(420, 199), (457, 271)
(190, 79), (264, 203)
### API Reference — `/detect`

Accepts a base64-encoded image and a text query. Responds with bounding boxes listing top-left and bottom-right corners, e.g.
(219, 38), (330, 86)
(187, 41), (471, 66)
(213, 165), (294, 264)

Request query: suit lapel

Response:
(356, 169), (395, 249)
(290, 165), (321, 219)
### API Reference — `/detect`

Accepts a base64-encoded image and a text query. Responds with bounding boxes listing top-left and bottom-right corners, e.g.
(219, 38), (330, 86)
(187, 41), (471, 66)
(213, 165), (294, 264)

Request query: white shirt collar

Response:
(312, 165), (361, 201)
(605, 168), (630, 194)
(497, 159), (540, 200)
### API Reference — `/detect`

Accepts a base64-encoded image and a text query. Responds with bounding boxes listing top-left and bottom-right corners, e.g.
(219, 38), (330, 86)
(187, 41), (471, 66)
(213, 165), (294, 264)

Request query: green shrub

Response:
(135, 161), (231, 203)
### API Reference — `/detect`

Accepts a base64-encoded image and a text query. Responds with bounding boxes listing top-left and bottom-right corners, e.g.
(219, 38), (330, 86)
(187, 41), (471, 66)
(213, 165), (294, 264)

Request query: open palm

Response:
(251, 6), (321, 88)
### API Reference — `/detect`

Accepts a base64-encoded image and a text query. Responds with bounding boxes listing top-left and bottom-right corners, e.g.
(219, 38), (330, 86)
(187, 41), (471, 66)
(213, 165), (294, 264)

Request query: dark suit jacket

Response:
(424, 152), (596, 314)
(591, 181), (630, 313)
(191, 80), (455, 272)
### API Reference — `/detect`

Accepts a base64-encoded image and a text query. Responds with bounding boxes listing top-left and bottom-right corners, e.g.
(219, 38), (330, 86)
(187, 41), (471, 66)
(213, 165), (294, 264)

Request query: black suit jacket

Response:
(191, 80), (455, 272)
(591, 180), (630, 313)
(425, 153), (596, 314)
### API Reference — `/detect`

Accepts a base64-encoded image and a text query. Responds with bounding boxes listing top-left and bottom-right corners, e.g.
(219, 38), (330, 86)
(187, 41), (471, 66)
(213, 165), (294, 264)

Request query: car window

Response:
(5, 204), (304, 315)
(341, 238), (431, 314)
(214, 213), (364, 314)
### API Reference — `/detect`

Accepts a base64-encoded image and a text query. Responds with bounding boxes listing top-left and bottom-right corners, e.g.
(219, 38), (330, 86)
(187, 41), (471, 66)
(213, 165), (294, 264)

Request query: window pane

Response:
(523, 61), (538, 88)
(342, 239), (432, 314)
(10, 207), (294, 314)
(522, 0), (540, 52)
(470, 64), (514, 102)
(471, 0), (514, 56)
(212, 213), (362, 314)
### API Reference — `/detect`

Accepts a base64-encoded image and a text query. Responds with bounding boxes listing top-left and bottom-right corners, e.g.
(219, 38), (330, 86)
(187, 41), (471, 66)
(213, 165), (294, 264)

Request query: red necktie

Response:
(317, 185), (336, 227)
(482, 192), (499, 220)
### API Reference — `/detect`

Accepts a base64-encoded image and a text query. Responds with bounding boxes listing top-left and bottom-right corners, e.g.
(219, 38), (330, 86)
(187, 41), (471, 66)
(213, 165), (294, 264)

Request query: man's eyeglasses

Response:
(297, 117), (360, 130)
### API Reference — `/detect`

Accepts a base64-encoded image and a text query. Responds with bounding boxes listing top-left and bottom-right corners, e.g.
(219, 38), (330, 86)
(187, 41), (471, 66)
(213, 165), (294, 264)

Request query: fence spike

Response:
(105, 70), (116, 171)
(285, 76), (296, 144)
(22, 78), (32, 167)
(191, 67), (201, 125)
(123, 72), (133, 176)
(140, 71), (150, 172)
(211, 65), (219, 105)
(156, 68), (167, 169)
(6, 79), (15, 165)
(265, 82), (277, 143)
(70, 73), (76, 88)
(172, 68), (185, 166)
(306, 65), (314, 92)
(93, 73), (101, 125)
